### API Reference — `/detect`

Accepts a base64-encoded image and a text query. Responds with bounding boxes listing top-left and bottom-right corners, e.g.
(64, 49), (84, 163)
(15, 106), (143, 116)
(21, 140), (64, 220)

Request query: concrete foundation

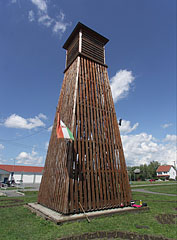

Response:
(27, 203), (149, 224)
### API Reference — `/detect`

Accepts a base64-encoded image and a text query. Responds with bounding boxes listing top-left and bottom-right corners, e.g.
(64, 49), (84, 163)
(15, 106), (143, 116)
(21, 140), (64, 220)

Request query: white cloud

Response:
(118, 119), (176, 167)
(0, 156), (6, 164)
(161, 123), (172, 129)
(38, 113), (47, 120)
(38, 14), (53, 27)
(48, 125), (53, 132)
(28, 1), (69, 36)
(45, 141), (49, 150)
(16, 149), (43, 165)
(110, 69), (135, 103)
(10, 0), (70, 37)
(53, 21), (67, 34)
(28, 10), (35, 22)
(122, 132), (176, 167)
(58, 11), (65, 21)
(4, 114), (46, 129)
(0, 144), (5, 150)
(164, 134), (177, 142)
(31, 0), (47, 12)
(119, 119), (139, 134)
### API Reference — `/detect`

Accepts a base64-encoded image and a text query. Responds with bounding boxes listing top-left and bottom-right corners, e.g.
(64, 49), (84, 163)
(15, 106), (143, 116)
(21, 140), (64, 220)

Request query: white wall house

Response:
(156, 165), (176, 180)
(0, 165), (44, 184)
(0, 169), (9, 183)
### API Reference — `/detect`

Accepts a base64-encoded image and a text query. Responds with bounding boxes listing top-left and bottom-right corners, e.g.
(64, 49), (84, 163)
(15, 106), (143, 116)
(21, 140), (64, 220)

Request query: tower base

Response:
(27, 202), (149, 224)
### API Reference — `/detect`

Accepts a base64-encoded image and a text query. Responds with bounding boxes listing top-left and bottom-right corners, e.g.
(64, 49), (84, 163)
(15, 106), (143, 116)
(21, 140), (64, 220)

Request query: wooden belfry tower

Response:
(38, 22), (131, 214)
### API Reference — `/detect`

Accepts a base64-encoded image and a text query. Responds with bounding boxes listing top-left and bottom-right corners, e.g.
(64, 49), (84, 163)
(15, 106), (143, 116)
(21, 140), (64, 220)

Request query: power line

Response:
(0, 124), (53, 152)
(0, 124), (53, 142)
(0, 139), (47, 152)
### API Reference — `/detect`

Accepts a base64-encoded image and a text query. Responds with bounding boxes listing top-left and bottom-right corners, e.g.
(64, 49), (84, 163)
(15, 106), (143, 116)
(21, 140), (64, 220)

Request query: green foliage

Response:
(128, 161), (160, 181)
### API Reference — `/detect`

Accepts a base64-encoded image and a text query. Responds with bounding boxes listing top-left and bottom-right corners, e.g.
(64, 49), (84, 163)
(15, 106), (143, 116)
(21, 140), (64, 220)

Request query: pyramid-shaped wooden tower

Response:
(38, 22), (131, 214)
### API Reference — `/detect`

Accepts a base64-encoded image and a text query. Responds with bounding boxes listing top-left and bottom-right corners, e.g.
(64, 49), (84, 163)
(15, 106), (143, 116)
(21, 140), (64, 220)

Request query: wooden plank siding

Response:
(38, 23), (131, 214)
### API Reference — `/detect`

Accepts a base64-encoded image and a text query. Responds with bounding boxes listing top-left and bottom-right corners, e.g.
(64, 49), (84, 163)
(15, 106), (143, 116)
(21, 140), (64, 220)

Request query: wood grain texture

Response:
(38, 25), (131, 213)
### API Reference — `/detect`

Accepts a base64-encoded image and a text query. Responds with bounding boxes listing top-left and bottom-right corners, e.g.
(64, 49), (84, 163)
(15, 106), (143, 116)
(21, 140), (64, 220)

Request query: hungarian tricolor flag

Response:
(56, 112), (74, 140)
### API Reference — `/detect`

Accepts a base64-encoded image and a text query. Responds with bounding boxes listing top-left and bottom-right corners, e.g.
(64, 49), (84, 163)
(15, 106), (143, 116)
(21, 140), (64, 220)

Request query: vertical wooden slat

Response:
(54, 64), (75, 213)
(78, 58), (83, 209)
(86, 59), (96, 210)
(99, 65), (114, 207)
(74, 65), (80, 212)
(104, 68), (124, 205)
(73, 117), (78, 211)
(91, 62), (104, 209)
(80, 57), (88, 210)
(83, 56), (95, 209)
(82, 57), (92, 210)
(69, 137), (74, 212)
(88, 60), (100, 209)
(100, 65), (117, 206)
(88, 61), (106, 207)
(95, 64), (110, 206)
(103, 67), (121, 205)
(104, 68), (131, 205)
(103, 73), (120, 205)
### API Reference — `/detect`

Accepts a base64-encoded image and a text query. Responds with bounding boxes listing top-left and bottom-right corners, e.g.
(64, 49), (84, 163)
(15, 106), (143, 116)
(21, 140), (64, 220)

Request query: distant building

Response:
(0, 165), (44, 184)
(156, 165), (176, 180)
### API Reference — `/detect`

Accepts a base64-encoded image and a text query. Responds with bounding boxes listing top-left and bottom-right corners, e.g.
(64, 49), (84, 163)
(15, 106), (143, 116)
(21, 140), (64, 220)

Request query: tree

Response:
(147, 161), (160, 179)
(127, 161), (160, 181)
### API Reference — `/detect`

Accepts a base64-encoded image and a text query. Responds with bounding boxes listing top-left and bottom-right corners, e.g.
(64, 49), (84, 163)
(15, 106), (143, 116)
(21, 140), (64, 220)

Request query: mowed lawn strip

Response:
(0, 189), (176, 240)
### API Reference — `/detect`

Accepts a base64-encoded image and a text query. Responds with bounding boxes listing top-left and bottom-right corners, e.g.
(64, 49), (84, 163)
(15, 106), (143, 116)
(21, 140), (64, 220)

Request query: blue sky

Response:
(0, 0), (176, 167)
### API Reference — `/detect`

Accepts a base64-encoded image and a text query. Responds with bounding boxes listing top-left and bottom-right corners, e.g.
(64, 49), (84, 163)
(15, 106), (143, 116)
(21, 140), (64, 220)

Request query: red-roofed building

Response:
(0, 165), (44, 184)
(156, 165), (176, 180)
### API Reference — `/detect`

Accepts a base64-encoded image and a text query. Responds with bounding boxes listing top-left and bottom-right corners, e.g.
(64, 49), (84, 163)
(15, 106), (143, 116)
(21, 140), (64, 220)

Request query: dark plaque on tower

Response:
(38, 22), (131, 214)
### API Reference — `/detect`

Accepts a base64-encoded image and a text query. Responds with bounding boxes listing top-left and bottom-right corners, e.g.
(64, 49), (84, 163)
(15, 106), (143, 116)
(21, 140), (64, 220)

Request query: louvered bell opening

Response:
(66, 34), (79, 68)
(82, 29), (105, 64)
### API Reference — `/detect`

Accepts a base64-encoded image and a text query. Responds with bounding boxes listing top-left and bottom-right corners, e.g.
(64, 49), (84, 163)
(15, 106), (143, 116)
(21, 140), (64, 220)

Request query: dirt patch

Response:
(0, 204), (25, 208)
(155, 214), (177, 224)
(58, 231), (175, 240)
(174, 208), (177, 211)
(0, 198), (24, 203)
(0, 198), (24, 208)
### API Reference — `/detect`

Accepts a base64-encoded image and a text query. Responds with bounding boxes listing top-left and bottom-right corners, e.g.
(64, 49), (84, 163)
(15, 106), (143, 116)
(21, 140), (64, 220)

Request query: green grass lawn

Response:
(0, 188), (177, 240)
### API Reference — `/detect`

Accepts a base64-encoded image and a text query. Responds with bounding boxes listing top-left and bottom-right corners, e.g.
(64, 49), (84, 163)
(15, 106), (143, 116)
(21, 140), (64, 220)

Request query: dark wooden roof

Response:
(63, 22), (109, 50)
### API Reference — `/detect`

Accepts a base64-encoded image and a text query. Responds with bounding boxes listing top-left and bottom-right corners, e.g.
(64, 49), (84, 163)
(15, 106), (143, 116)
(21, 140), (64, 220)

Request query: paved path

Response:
(131, 183), (177, 188)
(132, 188), (177, 196)
(0, 190), (25, 197)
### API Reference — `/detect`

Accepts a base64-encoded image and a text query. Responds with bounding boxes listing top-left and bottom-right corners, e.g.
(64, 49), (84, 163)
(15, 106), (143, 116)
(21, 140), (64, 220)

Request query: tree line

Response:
(127, 161), (160, 181)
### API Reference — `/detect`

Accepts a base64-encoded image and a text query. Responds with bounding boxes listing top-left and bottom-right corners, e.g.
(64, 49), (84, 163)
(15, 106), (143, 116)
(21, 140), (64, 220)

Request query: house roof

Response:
(156, 165), (173, 172)
(0, 165), (44, 173)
